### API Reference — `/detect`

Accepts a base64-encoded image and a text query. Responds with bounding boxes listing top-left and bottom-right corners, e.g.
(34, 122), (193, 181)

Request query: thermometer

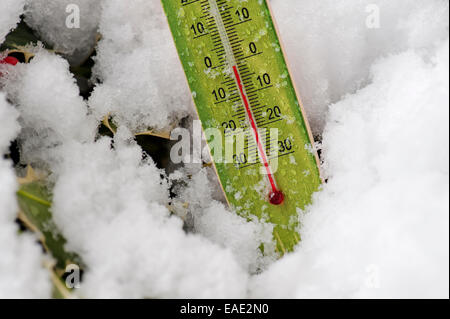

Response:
(162, 0), (322, 254)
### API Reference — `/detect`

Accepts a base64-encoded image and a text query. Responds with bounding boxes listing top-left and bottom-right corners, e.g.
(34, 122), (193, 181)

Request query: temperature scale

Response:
(162, 0), (322, 254)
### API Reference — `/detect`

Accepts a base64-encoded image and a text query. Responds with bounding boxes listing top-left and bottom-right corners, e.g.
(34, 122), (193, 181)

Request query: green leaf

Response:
(16, 181), (82, 270)
(0, 20), (42, 52)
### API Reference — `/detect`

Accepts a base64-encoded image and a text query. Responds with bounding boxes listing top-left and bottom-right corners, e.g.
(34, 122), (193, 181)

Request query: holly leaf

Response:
(16, 168), (82, 270)
(102, 115), (172, 140)
(0, 19), (42, 52)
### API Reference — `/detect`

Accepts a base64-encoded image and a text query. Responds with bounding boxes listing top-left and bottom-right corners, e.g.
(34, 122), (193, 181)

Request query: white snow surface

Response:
(1, 47), (97, 169)
(24, 0), (103, 65)
(0, 0), (26, 45)
(88, 0), (192, 132)
(51, 129), (248, 298)
(0, 0), (448, 298)
(270, 0), (449, 134)
(171, 166), (278, 273)
(1, 4), (52, 299)
(250, 40), (449, 298)
(0, 92), (52, 298)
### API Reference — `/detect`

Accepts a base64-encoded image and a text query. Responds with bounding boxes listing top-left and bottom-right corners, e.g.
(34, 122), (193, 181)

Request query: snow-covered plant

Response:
(0, 0), (448, 298)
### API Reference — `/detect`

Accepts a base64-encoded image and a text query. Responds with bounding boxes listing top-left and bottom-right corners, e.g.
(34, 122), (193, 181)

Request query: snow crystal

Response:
(250, 40), (449, 298)
(0, 92), (51, 298)
(24, 0), (102, 65)
(172, 167), (277, 273)
(0, 0), (25, 45)
(270, 0), (449, 134)
(0, 93), (20, 153)
(88, 0), (192, 133)
(1, 47), (97, 168)
(196, 202), (277, 273)
(51, 129), (248, 298)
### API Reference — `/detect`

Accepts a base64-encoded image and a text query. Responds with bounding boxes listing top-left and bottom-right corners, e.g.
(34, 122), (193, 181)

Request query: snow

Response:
(1, 3), (52, 298)
(0, 94), (20, 151)
(24, 0), (103, 65)
(172, 167), (277, 273)
(51, 129), (248, 298)
(250, 40), (449, 298)
(0, 92), (52, 298)
(88, 0), (192, 133)
(0, 0), (448, 298)
(1, 46), (97, 169)
(0, 0), (25, 45)
(2, 40), (246, 297)
(270, 0), (449, 134)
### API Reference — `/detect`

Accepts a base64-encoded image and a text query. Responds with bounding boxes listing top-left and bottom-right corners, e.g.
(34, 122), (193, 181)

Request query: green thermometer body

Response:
(162, 0), (321, 254)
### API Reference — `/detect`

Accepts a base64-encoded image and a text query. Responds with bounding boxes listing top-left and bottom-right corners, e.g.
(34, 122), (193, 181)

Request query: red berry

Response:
(0, 56), (19, 66)
(269, 190), (285, 205)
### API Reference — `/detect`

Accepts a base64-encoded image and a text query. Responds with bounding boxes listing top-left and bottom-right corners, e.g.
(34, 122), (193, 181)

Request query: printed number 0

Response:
(204, 56), (212, 68)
